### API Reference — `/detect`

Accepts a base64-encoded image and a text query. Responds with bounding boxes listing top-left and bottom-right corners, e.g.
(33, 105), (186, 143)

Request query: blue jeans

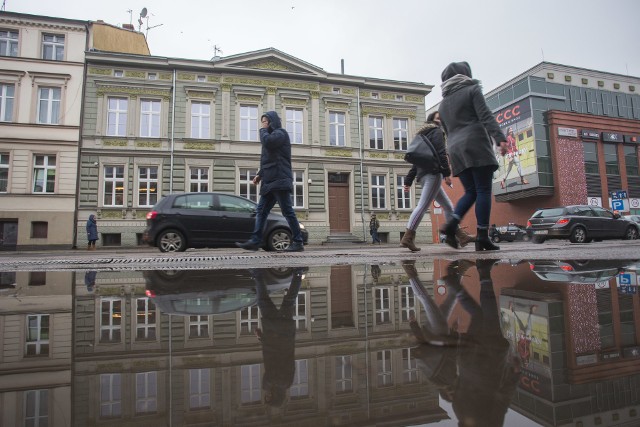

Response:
(371, 229), (381, 243)
(454, 166), (494, 229)
(250, 190), (303, 244)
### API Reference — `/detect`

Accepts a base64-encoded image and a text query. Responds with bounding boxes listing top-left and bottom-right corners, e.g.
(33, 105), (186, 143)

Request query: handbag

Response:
(404, 134), (440, 172)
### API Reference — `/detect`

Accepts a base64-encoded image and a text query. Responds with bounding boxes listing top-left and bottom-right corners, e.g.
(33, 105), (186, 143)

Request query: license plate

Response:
(533, 230), (548, 235)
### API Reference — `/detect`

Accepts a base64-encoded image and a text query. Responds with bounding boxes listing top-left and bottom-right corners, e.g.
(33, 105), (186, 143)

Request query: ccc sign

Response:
(496, 105), (521, 124)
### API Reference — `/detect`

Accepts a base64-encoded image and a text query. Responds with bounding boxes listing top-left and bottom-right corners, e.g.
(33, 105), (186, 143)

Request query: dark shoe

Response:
(285, 242), (304, 252)
(235, 240), (260, 251)
(440, 218), (461, 249)
(476, 259), (498, 281)
(475, 228), (500, 251)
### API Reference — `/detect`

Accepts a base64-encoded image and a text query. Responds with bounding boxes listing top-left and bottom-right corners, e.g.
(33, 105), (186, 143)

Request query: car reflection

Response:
(143, 268), (295, 316)
(528, 259), (637, 284)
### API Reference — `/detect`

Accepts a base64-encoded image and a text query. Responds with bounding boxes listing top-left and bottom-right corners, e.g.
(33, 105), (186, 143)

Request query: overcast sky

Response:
(9, 0), (640, 108)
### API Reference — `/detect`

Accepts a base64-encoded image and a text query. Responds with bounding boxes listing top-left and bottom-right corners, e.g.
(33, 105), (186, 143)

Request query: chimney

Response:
(122, 23), (134, 30)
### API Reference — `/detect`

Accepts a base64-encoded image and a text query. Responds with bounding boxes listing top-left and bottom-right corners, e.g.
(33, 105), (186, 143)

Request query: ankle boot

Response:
(476, 259), (497, 281)
(440, 217), (460, 249)
(402, 260), (419, 279)
(455, 227), (475, 248)
(475, 228), (500, 251)
(400, 229), (420, 252)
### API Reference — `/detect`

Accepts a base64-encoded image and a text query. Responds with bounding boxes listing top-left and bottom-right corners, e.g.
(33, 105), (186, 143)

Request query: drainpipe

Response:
(72, 22), (91, 249)
(357, 87), (366, 241)
(170, 68), (176, 193)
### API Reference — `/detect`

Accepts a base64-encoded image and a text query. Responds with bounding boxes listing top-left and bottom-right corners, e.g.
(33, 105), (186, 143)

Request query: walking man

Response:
(369, 213), (381, 244)
(236, 111), (304, 252)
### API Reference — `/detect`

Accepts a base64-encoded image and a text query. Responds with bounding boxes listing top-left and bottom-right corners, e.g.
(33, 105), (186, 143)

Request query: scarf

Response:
(441, 74), (480, 97)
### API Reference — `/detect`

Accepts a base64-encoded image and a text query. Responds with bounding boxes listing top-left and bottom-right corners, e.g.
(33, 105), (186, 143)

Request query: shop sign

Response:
(623, 135), (639, 143)
(601, 351), (620, 361)
(581, 129), (600, 139)
(602, 132), (623, 143)
(558, 127), (578, 138)
(576, 354), (598, 365)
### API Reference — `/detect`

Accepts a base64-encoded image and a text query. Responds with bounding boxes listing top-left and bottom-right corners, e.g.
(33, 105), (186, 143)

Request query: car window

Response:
(591, 206), (613, 218)
(533, 208), (565, 218)
(217, 194), (255, 213)
(572, 206), (595, 217)
(172, 194), (214, 209)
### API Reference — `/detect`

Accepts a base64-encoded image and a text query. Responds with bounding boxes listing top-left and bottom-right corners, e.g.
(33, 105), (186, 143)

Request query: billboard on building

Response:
(493, 99), (539, 194)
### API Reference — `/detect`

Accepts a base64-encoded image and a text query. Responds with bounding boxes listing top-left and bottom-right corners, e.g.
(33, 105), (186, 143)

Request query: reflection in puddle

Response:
(1, 259), (639, 426)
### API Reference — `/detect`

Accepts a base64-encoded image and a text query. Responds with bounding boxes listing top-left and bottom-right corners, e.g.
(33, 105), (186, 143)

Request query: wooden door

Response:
(328, 174), (350, 232)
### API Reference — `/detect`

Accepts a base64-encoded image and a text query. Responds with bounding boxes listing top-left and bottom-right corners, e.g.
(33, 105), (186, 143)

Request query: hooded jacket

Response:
(404, 122), (452, 187)
(86, 214), (98, 241)
(438, 61), (506, 176)
(257, 111), (293, 195)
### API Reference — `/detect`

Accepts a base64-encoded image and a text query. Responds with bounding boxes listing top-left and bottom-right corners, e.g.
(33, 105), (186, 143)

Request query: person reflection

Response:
(253, 267), (305, 407)
(84, 270), (97, 293)
(405, 259), (521, 427)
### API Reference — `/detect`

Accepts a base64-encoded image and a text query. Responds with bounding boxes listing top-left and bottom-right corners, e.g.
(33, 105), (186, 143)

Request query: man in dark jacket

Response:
(236, 111), (304, 252)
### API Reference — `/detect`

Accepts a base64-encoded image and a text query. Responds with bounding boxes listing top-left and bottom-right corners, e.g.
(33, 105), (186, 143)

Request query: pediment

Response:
(214, 48), (327, 77)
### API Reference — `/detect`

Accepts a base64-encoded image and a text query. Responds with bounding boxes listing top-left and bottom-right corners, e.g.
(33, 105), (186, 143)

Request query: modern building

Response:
(428, 62), (640, 234)
(0, 11), (149, 250)
(77, 47), (431, 248)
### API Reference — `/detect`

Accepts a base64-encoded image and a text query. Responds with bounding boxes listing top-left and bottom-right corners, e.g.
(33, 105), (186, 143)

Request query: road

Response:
(1, 240), (639, 271)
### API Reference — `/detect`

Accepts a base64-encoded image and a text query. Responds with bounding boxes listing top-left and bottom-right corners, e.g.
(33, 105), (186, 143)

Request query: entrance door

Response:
(328, 173), (350, 233)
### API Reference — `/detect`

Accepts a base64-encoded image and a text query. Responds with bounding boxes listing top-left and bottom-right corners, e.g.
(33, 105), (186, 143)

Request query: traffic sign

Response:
(611, 199), (624, 211)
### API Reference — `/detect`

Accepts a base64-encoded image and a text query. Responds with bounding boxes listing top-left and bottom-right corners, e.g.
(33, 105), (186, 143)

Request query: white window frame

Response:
(399, 285), (415, 322)
(393, 118), (409, 151)
(25, 314), (49, 356)
(0, 29), (19, 57)
(32, 154), (56, 194)
(290, 359), (309, 398)
(139, 99), (161, 138)
(240, 306), (259, 336)
(286, 107), (304, 144)
(0, 83), (15, 122)
(240, 364), (262, 404)
(329, 111), (346, 147)
(100, 298), (122, 343)
(135, 371), (158, 414)
(114, 70), (123, 77)
(370, 174), (387, 209)
(106, 97), (128, 136)
(396, 175), (411, 210)
(189, 314), (210, 338)
(375, 287), (391, 324)
(402, 347), (419, 383)
(239, 168), (258, 202)
(189, 167), (209, 192)
(190, 100), (211, 139)
(189, 368), (211, 409)
(24, 389), (48, 426)
(100, 374), (122, 417)
(293, 291), (308, 330)
(137, 166), (158, 207)
(239, 104), (259, 141)
(135, 297), (157, 341)
(41, 33), (64, 61)
(37, 86), (61, 125)
(0, 152), (9, 193)
(335, 355), (353, 393)
(369, 116), (384, 150)
(377, 349), (393, 386)
(292, 170), (305, 208)
(103, 165), (125, 207)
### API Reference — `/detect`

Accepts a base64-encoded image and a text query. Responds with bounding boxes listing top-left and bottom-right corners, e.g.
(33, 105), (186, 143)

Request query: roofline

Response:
(0, 10), (88, 26)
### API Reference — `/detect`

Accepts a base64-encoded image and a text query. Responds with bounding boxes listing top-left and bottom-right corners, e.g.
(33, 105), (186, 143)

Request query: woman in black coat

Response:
(438, 62), (508, 251)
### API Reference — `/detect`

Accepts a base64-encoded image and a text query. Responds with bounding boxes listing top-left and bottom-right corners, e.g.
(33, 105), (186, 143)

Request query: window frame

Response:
(41, 33), (64, 61)
(395, 175), (411, 210)
(239, 104), (259, 141)
(370, 173), (387, 209)
(369, 115), (384, 150)
(25, 314), (50, 356)
(292, 170), (305, 208)
(190, 100), (211, 139)
(239, 167), (259, 202)
(189, 166), (210, 192)
(393, 117), (409, 151)
(102, 165), (126, 207)
(36, 86), (61, 125)
(0, 82), (15, 122)
(0, 152), (9, 192)
(100, 297), (123, 343)
(139, 98), (161, 138)
(32, 154), (56, 194)
(137, 165), (159, 207)
(106, 96), (128, 137)
(285, 107), (304, 144)
(0, 29), (19, 57)
(328, 110), (346, 147)
(135, 297), (157, 341)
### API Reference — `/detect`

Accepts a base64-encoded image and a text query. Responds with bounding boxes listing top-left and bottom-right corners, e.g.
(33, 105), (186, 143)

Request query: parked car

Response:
(143, 192), (308, 252)
(528, 259), (634, 284)
(526, 205), (639, 244)
(489, 224), (530, 243)
(624, 214), (640, 225)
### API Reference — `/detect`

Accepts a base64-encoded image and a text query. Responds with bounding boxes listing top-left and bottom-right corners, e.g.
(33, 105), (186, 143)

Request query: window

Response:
(102, 233), (122, 246)
(239, 104), (258, 141)
(402, 348), (419, 383)
(290, 359), (309, 398)
(603, 144), (619, 175)
(106, 97), (128, 136)
(239, 168), (258, 202)
(371, 92), (379, 99)
(376, 349), (393, 386)
(0, 29), (18, 56)
(189, 369), (211, 409)
(114, 70), (123, 77)
(147, 73), (157, 80)
(369, 116), (384, 150)
(293, 170), (305, 208)
(29, 272), (46, 286)
(138, 166), (158, 206)
(196, 75), (206, 82)
(240, 364), (262, 404)
(189, 167), (209, 192)
(135, 372), (158, 414)
(31, 221), (48, 238)
(583, 142), (599, 174)
(33, 155), (56, 193)
(103, 166), (125, 206)
(375, 287), (391, 323)
(24, 390), (48, 426)
(136, 298), (157, 340)
(396, 175), (411, 209)
(399, 285), (415, 321)
(190, 101), (210, 139)
(25, 314), (49, 356)
(329, 111), (346, 146)
(37, 87), (61, 124)
(393, 118), (408, 150)
(332, 87), (341, 94)
(41, 33), (64, 60)
(189, 315), (210, 338)
(140, 99), (161, 137)
(240, 306), (259, 335)
(624, 145), (638, 176)
(100, 374), (122, 418)
(335, 355), (353, 393)
(371, 174), (386, 209)
(294, 292), (308, 330)
(0, 83), (14, 121)
(286, 108), (304, 144)
(100, 298), (122, 342)
(0, 153), (8, 192)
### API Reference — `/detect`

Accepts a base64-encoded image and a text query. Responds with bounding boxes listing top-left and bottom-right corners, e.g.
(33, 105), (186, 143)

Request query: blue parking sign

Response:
(618, 273), (632, 285)
(611, 199), (624, 211)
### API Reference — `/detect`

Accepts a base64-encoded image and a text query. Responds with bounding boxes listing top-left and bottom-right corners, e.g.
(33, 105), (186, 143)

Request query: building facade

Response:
(77, 48), (431, 248)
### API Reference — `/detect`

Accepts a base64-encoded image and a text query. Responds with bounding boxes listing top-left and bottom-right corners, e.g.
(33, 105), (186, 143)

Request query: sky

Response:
(7, 0), (640, 108)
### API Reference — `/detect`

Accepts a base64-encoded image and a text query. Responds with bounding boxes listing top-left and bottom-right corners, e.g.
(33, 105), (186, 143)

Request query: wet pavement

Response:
(1, 244), (640, 426)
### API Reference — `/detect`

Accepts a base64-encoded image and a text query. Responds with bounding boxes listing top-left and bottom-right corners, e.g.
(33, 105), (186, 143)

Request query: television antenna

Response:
(138, 7), (163, 39)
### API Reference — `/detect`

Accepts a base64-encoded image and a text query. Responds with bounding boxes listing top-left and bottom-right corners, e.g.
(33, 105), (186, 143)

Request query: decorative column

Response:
(267, 87), (277, 111)
(221, 83), (231, 140)
(311, 91), (320, 145)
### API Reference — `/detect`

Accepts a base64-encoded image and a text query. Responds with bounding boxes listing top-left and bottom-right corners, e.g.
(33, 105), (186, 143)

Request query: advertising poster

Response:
(493, 98), (538, 193)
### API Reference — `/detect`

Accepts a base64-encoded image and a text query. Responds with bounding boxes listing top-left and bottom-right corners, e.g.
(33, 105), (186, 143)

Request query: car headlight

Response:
(299, 223), (306, 230)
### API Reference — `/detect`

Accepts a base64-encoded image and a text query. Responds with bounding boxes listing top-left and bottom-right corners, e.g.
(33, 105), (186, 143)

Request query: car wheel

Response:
(265, 228), (292, 251)
(522, 234), (531, 242)
(532, 236), (545, 244)
(624, 226), (639, 240)
(569, 226), (587, 243)
(491, 235), (501, 243)
(157, 229), (187, 252)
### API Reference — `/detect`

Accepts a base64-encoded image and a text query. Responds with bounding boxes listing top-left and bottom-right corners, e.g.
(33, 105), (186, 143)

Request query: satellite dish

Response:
(140, 7), (148, 18)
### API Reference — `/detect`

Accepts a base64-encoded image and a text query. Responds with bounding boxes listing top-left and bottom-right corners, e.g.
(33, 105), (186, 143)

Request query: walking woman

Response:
(438, 61), (508, 251)
(401, 112), (474, 252)
(86, 214), (98, 250)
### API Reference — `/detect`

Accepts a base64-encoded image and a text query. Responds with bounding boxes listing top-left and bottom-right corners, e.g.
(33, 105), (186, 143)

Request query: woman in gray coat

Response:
(438, 62), (508, 251)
